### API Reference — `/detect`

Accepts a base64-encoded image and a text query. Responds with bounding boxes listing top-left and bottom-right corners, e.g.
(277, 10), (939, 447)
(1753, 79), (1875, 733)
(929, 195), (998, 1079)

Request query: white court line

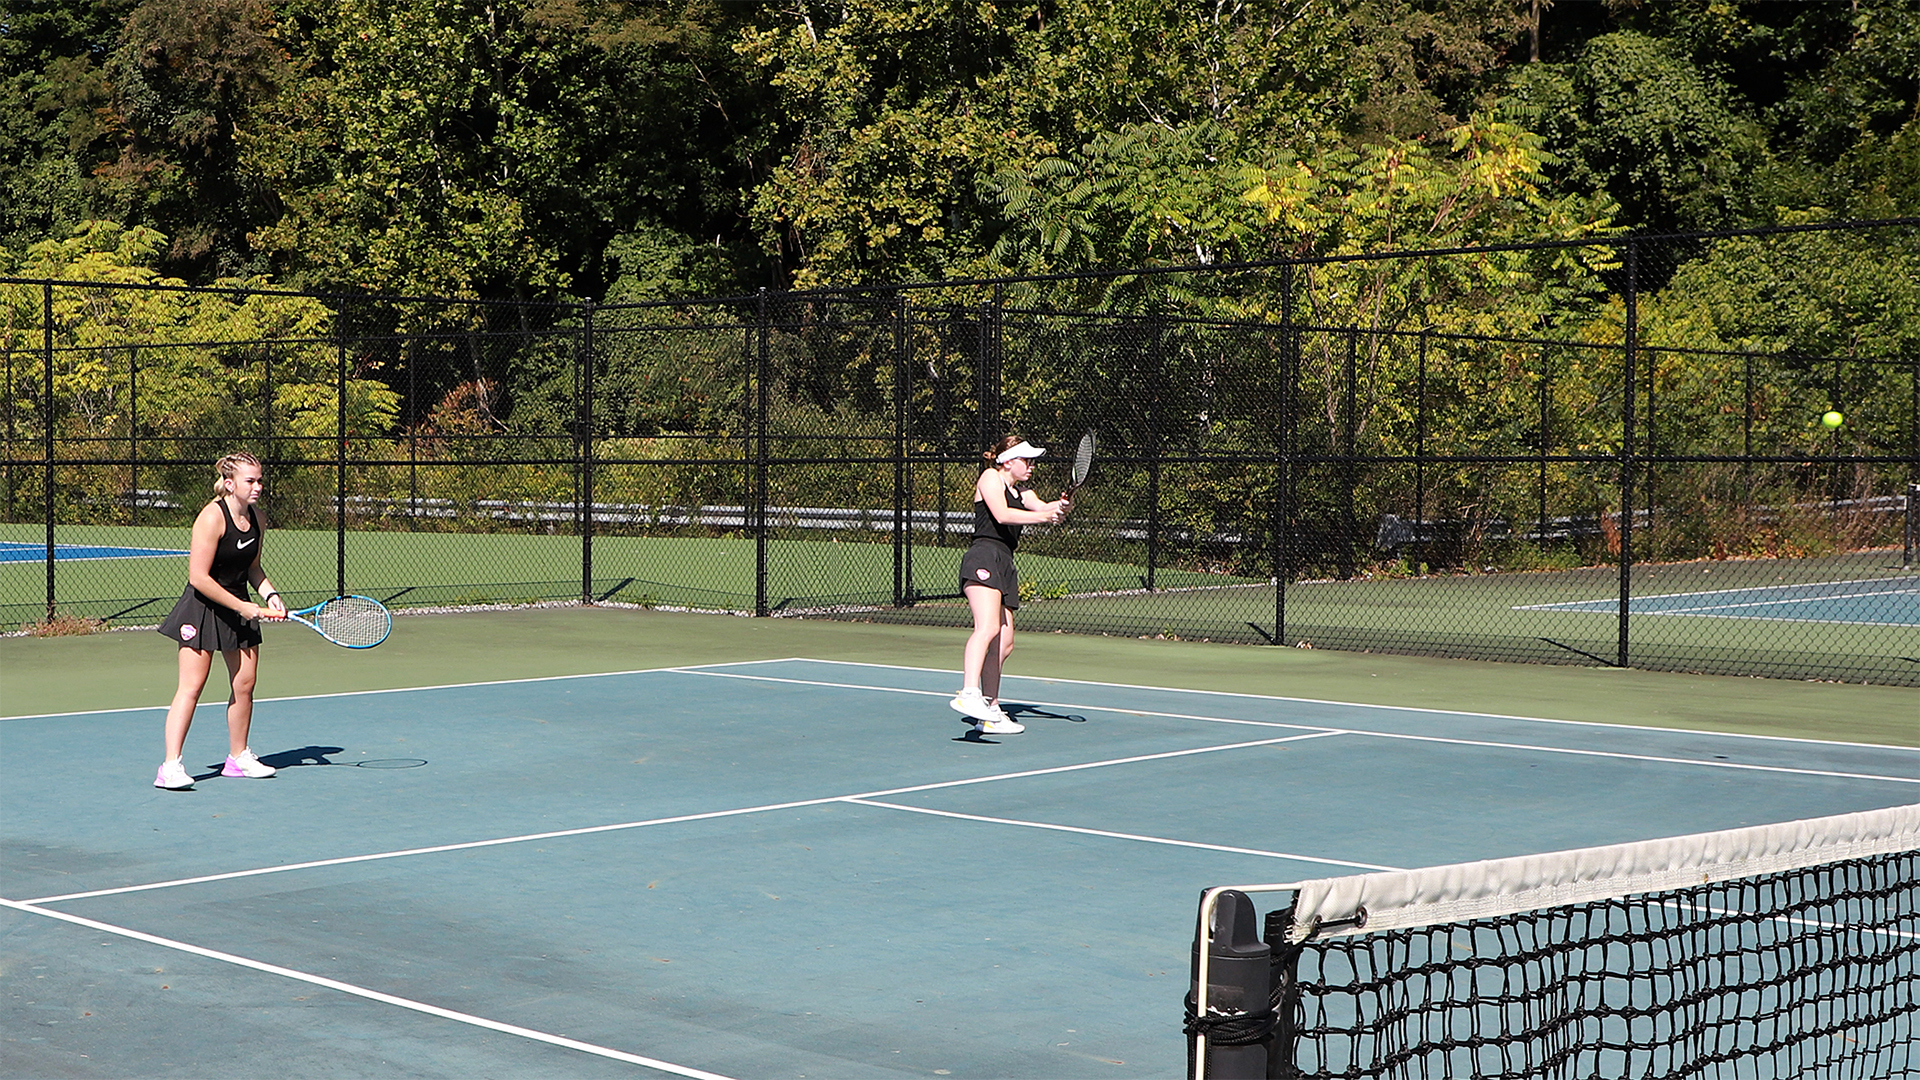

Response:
(671, 669), (1920, 786)
(0, 657), (803, 721)
(12, 654), (1914, 759)
(846, 799), (1403, 872)
(791, 658), (1920, 753)
(0, 896), (736, 1080)
(27, 732), (1335, 905)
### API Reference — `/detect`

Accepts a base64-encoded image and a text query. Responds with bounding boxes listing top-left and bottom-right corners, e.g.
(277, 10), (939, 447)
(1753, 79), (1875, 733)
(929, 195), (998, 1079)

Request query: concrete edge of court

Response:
(3, 605), (1915, 747)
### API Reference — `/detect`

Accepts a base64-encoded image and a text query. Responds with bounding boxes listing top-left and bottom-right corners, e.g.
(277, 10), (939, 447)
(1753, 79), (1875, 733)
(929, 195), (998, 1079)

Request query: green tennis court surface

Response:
(1522, 576), (1920, 625)
(5, 656), (1915, 1078)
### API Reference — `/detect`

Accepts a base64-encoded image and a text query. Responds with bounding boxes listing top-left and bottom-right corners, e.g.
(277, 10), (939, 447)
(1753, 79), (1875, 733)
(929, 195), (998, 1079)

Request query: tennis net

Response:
(1187, 804), (1919, 1079)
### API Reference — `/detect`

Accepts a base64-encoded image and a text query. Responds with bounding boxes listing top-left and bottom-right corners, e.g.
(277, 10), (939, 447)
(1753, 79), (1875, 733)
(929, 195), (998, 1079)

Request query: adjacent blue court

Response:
(4, 660), (1917, 1078)
(0, 541), (185, 563)
(1520, 575), (1920, 625)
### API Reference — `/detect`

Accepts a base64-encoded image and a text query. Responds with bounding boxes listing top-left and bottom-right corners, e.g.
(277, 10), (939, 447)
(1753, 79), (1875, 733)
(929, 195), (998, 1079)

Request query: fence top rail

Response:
(770, 216), (1920, 301)
(5, 218), (1913, 314)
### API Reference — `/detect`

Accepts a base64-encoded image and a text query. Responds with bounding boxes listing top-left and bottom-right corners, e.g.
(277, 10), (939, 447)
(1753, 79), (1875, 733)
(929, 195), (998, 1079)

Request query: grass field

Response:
(0, 522), (1251, 624)
(6, 523), (1913, 684)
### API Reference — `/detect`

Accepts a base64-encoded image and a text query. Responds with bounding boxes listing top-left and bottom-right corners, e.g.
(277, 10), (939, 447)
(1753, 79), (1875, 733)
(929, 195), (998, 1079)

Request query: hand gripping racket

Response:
(282, 594), (392, 649)
(1062, 431), (1097, 500)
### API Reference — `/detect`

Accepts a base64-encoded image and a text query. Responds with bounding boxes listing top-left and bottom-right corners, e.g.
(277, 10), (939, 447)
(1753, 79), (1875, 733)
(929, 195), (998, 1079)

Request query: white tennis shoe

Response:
(223, 749), (277, 778)
(154, 759), (194, 790)
(972, 715), (1025, 735)
(949, 688), (999, 723)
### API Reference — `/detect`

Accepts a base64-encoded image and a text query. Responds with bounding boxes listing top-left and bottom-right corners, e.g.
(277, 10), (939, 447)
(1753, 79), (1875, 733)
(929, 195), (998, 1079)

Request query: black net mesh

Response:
(1268, 851), (1918, 1080)
(5, 222), (1915, 684)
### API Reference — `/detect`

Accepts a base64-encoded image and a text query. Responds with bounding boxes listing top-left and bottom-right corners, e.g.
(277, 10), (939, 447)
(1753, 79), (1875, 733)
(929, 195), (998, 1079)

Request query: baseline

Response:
(793, 658), (1920, 753)
(0, 896), (736, 1080)
(671, 668), (1920, 785)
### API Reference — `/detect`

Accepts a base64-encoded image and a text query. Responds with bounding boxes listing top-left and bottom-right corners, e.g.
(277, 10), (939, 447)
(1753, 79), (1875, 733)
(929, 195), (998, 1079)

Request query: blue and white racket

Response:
(282, 594), (392, 649)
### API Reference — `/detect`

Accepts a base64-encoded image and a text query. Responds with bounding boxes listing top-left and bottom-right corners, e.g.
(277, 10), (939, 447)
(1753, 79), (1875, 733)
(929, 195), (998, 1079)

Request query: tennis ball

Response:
(1821, 410), (1844, 429)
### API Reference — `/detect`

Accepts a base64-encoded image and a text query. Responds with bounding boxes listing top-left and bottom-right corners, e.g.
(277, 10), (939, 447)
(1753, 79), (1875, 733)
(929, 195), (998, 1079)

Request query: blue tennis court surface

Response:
(0, 541), (185, 563)
(1520, 576), (1920, 625)
(4, 659), (1916, 1078)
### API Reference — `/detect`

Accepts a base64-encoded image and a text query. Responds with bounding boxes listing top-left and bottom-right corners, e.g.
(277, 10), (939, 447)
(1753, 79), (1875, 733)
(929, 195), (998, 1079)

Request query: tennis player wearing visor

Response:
(951, 437), (1071, 735)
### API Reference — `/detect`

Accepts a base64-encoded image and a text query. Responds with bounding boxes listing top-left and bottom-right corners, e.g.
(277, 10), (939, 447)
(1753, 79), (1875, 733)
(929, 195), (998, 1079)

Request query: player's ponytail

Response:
(213, 452), (263, 496)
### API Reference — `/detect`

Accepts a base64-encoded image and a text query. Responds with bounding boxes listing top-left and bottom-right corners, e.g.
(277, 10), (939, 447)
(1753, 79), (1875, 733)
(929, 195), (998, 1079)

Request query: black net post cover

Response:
(1188, 804), (1919, 1080)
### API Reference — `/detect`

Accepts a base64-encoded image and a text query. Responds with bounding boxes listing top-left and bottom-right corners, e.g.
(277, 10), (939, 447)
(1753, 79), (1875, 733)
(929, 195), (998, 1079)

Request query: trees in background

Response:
(3, 0), (1913, 297)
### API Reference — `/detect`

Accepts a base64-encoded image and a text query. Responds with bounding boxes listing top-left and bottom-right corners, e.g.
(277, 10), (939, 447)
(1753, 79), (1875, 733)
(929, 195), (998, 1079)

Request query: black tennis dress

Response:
(959, 482), (1026, 609)
(157, 500), (264, 652)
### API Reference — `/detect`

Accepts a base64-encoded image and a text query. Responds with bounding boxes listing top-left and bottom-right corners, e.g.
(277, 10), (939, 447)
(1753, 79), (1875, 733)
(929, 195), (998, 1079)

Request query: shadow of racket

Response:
(1003, 704), (1088, 723)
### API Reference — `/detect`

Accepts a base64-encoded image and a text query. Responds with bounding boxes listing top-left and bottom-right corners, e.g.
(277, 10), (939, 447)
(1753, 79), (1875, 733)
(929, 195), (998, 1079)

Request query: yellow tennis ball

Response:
(1821, 410), (1844, 429)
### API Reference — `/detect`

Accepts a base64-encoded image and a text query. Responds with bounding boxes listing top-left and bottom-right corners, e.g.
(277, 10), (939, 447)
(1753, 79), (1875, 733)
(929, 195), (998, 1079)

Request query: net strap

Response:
(1284, 801), (1920, 942)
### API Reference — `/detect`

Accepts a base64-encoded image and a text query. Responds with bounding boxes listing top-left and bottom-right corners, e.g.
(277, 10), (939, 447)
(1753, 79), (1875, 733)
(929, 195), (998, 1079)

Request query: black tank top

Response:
(206, 500), (260, 599)
(972, 483), (1025, 549)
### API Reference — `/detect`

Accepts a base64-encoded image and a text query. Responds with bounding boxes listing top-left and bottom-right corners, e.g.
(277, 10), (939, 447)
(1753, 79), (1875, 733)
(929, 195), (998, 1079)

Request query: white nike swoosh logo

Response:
(237, 538), (256, 549)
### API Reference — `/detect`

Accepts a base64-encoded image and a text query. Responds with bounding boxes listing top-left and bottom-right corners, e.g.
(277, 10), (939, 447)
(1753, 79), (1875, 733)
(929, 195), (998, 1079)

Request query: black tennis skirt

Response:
(959, 538), (1020, 610)
(156, 587), (262, 652)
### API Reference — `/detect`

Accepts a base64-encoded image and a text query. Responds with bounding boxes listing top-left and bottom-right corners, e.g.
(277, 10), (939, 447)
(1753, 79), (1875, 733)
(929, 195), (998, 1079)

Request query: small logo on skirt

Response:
(975, 568), (992, 581)
(180, 625), (197, 640)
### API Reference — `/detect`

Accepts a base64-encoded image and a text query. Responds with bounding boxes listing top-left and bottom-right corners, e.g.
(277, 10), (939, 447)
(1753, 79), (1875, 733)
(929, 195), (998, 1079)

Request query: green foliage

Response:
(1, 220), (399, 458)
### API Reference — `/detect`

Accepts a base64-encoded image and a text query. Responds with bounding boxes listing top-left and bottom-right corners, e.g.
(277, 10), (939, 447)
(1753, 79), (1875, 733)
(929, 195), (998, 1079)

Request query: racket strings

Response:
(312, 596), (391, 647)
(1071, 433), (1096, 488)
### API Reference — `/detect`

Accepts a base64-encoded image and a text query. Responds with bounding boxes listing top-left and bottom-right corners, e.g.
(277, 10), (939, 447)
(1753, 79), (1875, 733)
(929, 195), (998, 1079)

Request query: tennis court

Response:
(0, 541), (186, 564)
(1521, 575), (1920, 625)
(5, 624), (1916, 1079)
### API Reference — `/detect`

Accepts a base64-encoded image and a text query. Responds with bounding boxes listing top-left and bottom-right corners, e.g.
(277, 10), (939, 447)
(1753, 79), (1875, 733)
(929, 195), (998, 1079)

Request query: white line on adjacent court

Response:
(0, 657), (805, 721)
(845, 799), (1404, 872)
(669, 669), (1920, 785)
(795, 658), (1920, 753)
(0, 896), (738, 1080)
(26, 732), (1338, 906)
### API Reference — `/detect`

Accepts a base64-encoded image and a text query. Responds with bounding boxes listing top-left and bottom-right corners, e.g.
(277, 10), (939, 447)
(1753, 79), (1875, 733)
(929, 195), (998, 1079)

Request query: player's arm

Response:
(1019, 487), (1068, 521)
(186, 505), (265, 620)
(248, 555), (286, 619)
(978, 475), (1057, 525)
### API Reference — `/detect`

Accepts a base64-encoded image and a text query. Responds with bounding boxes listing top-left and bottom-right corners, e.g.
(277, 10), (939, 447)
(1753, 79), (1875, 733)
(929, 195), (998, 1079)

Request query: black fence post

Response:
(1537, 341), (1549, 545)
(1618, 238), (1638, 669)
(264, 343), (275, 504)
(1415, 329), (1427, 569)
(1274, 263), (1294, 646)
(1146, 313), (1163, 591)
(43, 282), (54, 621)
(336, 321), (348, 598)
(755, 288), (770, 618)
(1341, 329), (1357, 579)
(893, 292), (908, 607)
(128, 346), (138, 527)
(580, 300), (596, 605)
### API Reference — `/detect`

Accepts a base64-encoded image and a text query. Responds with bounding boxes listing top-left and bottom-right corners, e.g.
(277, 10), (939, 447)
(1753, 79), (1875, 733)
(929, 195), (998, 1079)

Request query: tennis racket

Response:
(280, 594), (392, 649)
(1062, 431), (1097, 500)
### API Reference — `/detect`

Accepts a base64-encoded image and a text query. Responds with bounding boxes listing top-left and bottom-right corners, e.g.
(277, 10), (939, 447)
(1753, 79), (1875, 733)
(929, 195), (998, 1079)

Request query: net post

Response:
(1263, 905), (1300, 1080)
(1186, 889), (1275, 1080)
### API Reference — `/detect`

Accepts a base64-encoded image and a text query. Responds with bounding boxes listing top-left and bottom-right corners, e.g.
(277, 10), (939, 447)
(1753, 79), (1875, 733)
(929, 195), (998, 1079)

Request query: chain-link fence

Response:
(5, 220), (1916, 684)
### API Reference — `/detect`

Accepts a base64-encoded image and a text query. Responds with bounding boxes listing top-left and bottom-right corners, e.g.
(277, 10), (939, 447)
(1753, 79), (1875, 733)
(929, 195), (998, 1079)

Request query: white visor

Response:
(996, 441), (1047, 464)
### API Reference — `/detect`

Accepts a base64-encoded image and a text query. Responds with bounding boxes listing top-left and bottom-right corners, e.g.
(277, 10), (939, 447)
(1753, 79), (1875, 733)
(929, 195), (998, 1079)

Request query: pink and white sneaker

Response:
(154, 759), (194, 790)
(222, 749), (276, 778)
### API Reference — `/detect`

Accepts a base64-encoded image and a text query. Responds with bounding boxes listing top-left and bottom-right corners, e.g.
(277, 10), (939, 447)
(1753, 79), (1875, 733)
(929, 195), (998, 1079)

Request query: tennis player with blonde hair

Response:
(152, 452), (287, 789)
